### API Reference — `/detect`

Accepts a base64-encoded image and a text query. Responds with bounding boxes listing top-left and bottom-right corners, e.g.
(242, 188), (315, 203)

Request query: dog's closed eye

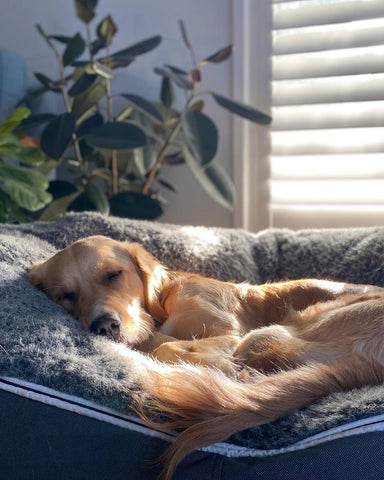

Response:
(104, 270), (123, 283)
(57, 292), (77, 303)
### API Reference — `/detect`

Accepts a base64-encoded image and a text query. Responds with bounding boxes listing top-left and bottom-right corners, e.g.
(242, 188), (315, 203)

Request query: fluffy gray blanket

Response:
(1, 212), (384, 449)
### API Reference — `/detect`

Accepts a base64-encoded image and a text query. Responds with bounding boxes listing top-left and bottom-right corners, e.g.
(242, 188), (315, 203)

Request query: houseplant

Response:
(24, 0), (271, 221)
(0, 107), (51, 222)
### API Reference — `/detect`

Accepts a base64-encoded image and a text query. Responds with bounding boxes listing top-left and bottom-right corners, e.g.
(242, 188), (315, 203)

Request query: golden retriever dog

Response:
(28, 235), (384, 480)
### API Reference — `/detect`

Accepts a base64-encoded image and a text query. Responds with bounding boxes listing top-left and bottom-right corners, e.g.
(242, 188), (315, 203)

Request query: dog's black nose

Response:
(90, 313), (121, 340)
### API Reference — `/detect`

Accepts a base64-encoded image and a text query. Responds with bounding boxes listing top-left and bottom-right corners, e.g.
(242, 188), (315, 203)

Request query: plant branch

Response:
(56, 47), (84, 173)
(104, 45), (118, 196)
(86, 23), (94, 61)
(59, 60), (71, 113)
(142, 121), (181, 194)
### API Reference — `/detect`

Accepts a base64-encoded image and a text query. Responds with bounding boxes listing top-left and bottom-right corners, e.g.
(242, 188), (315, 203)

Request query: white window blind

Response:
(270, 0), (384, 228)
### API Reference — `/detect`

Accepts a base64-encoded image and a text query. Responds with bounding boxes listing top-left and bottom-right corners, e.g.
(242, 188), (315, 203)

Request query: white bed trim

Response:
(2, 376), (384, 460)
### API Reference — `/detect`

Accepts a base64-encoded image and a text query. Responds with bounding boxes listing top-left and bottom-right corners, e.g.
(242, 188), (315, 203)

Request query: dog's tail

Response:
(137, 360), (381, 480)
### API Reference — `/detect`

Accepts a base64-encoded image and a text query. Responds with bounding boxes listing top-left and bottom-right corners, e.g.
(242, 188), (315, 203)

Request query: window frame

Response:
(232, 0), (272, 231)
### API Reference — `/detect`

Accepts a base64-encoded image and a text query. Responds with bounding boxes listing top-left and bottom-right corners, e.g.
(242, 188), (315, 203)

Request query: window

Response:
(233, 0), (384, 230)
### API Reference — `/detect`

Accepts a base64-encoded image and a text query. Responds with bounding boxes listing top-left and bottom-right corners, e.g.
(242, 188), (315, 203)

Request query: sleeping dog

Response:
(28, 235), (384, 480)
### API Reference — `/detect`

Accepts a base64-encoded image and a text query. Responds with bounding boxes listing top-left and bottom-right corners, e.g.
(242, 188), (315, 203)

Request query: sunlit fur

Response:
(28, 235), (384, 480)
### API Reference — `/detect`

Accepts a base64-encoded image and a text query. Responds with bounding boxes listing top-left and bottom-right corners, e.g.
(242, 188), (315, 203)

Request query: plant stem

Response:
(104, 44), (118, 196)
(142, 90), (209, 195)
(59, 60), (71, 113)
(142, 121), (182, 194)
(56, 49), (84, 172)
(86, 24), (94, 61)
(105, 78), (113, 121)
(73, 136), (85, 175)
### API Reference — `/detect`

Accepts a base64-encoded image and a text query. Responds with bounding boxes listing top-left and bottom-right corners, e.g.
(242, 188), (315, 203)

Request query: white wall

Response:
(0, 0), (234, 227)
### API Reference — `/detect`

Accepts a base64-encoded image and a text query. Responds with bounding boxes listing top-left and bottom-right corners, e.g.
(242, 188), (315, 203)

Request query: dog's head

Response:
(28, 236), (168, 345)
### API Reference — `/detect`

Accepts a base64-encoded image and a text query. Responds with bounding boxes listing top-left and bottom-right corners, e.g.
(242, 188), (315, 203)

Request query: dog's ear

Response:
(27, 262), (45, 291)
(122, 243), (169, 322)
(125, 243), (160, 276)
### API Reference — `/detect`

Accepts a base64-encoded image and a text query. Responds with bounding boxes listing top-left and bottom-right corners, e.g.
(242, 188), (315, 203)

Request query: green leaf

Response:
(133, 142), (157, 176)
(181, 110), (218, 167)
(90, 168), (111, 182)
(116, 106), (134, 122)
(75, 0), (98, 24)
(40, 191), (81, 221)
(9, 207), (34, 223)
(68, 73), (97, 96)
(47, 180), (78, 200)
(201, 45), (232, 65)
(158, 178), (179, 193)
(164, 65), (188, 75)
(85, 122), (147, 150)
(160, 76), (174, 108)
(154, 67), (193, 91)
(121, 94), (163, 123)
(41, 113), (76, 160)
(178, 20), (192, 51)
(183, 146), (235, 209)
(35, 24), (58, 52)
(109, 191), (163, 219)
(34, 73), (62, 92)
(18, 113), (55, 130)
(68, 191), (95, 212)
(95, 36), (162, 70)
(90, 37), (107, 56)
(20, 86), (48, 104)
(100, 55), (134, 70)
(49, 35), (72, 44)
(91, 61), (114, 79)
(0, 189), (12, 223)
(0, 107), (30, 136)
(212, 93), (272, 125)
(96, 15), (117, 45)
(84, 182), (109, 214)
(15, 147), (45, 166)
(0, 143), (45, 166)
(63, 33), (86, 67)
(0, 162), (48, 189)
(190, 100), (204, 112)
(37, 159), (59, 176)
(72, 82), (105, 118)
(0, 163), (51, 211)
(164, 151), (185, 165)
(76, 112), (103, 137)
(111, 35), (162, 59)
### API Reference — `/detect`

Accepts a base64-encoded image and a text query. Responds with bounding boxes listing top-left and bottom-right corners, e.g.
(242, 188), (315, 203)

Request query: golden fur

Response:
(28, 235), (384, 480)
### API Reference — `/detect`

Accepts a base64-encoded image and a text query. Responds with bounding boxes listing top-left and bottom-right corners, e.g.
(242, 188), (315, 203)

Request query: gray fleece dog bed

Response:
(1, 212), (384, 479)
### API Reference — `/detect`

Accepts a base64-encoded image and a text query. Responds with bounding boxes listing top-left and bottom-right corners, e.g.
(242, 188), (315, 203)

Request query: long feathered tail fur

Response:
(136, 359), (382, 480)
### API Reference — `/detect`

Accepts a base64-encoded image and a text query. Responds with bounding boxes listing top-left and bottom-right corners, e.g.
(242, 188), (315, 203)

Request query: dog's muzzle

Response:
(89, 313), (121, 340)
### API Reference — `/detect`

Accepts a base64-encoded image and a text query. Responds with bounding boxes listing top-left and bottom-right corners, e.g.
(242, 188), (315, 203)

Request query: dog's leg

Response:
(137, 331), (178, 354)
(247, 280), (384, 326)
(152, 335), (241, 376)
(233, 325), (307, 374)
(235, 293), (384, 373)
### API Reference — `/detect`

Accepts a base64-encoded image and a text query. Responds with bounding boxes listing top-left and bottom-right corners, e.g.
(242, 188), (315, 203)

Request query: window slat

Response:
(269, 0), (384, 229)
(273, 73), (384, 106)
(273, 45), (384, 80)
(273, 101), (384, 131)
(271, 205), (384, 229)
(274, 18), (384, 55)
(273, 0), (384, 29)
(270, 179), (384, 204)
(271, 154), (384, 179)
(271, 127), (384, 155)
